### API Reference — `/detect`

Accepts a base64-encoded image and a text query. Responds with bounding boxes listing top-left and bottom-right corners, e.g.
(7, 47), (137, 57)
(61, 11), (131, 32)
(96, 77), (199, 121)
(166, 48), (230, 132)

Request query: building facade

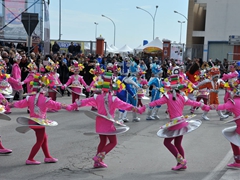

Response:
(186, 0), (240, 62)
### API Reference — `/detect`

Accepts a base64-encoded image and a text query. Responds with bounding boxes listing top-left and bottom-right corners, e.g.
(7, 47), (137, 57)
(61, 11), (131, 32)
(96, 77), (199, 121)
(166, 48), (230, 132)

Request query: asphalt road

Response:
(0, 90), (239, 180)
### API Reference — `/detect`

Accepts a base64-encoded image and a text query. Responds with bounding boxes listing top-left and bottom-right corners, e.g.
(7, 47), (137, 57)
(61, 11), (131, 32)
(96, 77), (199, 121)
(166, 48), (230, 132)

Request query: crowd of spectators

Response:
(0, 41), (234, 99)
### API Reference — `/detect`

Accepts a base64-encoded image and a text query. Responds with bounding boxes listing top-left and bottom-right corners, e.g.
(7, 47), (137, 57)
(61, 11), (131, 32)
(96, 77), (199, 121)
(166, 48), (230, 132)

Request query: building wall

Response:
(187, 0), (240, 61)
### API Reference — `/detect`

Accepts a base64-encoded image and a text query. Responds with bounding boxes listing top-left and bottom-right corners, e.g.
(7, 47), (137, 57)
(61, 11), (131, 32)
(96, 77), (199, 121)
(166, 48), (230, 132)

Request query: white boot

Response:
(217, 110), (229, 121)
(152, 108), (160, 120)
(146, 109), (155, 120)
(118, 111), (124, 124)
(122, 111), (129, 122)
(202, 111), (209, 121)
(132, 112), (140, 122)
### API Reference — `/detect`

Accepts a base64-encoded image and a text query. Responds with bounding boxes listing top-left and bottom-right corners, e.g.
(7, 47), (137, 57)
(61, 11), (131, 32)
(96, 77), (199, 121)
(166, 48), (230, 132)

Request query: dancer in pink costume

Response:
(136, 67), (148, 107)
(139, 72), (210, 171)
(87, 63), (105, 111)
(45, 59), (62, 112)
(67, 71), (139, 168)
(0, 91), (11, 114)
(221, 64), (238, 116)
(21, 61), (39, 94)
(12, 74), (68, 165)
(61, 60), (88, 109)
(0, 60), (19, 114)
(193, 70), (210, 120)
(210, 82), (240, 168)
(10, 53), (23, 101)
(0, 102), (12, 154)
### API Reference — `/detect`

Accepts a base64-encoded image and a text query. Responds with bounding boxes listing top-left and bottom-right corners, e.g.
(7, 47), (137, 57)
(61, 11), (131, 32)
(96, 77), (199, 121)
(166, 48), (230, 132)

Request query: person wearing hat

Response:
(221, 64), (238, 116)
(9, 53), (24, 102)
(61, 60), (88, 110)
(139, 74), (210, 170)
(127, 61), (141, 122)
(66, 71), (140, 168)
(21, 61), (39, 94)
(45, 59), (62, 112)
(0, 59), (13, 153)
(146, 63), (164, 120)
(192, 70), (210, 120)
(136, 67), (148, 107)
(0, 60), (19, 114)
(210, 83), (240, 168)
(0, 98), (12, 154)
(87, 62), (105, 111)
(197, 67), (229, 121)
(12, 74), (68, 165)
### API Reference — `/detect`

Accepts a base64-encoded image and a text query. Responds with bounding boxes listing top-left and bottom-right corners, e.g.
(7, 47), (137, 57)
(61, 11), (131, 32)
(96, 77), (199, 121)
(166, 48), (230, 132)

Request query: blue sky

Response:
(49, 0), (189, 49)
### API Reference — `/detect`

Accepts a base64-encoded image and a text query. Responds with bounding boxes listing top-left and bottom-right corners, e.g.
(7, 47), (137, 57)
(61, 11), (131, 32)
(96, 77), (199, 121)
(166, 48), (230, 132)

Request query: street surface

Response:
(0, 90), (239, 180)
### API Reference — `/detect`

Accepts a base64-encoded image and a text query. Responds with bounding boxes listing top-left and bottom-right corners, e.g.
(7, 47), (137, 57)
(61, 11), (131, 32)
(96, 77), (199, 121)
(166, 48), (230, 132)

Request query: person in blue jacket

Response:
(146, 63), (164, 120)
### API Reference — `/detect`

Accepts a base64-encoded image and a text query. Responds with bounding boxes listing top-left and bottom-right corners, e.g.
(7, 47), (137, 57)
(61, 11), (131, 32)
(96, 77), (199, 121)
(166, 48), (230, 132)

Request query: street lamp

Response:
(136, 5), (158, 40)
(178, 21), (185, 43)
(59, 0), (62, 40)
(94, 22), (98, 38)
(102, 15), (116, 46)
(174, 10), (188, 21)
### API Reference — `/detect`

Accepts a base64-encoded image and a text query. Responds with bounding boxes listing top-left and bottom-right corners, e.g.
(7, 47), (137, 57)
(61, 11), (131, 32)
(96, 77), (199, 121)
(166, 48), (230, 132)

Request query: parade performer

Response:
(0, 60), (19, 114)
(127, 60), (141, 122)
(221, 64), (238, 116)
(0, 85), (11, 114)
(0, 104), (12, 154)
(146, 63), (164, 120)
(236, 61), (240, 80)
(12, 74), (67, 165)
(45, 59), (62, 112)
(138, 73), (210, 170)
(185, 62), (200, 113)
(116, 57), (131, 123)
(136, 67), (148, 107)
(10, 53), (23, 101)
(66, 71), (140, 168)
(61, 60), (87, 110)
(88, 62), (105, 111)
(21, 60), (39, 94)
(197, 67), (229, 120)
(193, 70), (210, 120)
(210, 82), (240, 168)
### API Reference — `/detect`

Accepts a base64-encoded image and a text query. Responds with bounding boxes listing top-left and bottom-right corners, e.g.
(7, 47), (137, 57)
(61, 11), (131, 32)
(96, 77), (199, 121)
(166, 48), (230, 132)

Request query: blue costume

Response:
(146, 63), (163, 120)
(116, 58), (139, 122)
(237, 61), (240, 80)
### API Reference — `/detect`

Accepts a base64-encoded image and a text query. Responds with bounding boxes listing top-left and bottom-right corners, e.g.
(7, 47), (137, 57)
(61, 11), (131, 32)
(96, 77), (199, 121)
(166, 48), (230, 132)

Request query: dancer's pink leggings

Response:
(97, 135), (117, 155)
(163, 136), (184, 158)
(231, 142), (240, 163)
(72, 93), (79, 104)
(137, 99), (143, 107)
(28, 126), (51, 160)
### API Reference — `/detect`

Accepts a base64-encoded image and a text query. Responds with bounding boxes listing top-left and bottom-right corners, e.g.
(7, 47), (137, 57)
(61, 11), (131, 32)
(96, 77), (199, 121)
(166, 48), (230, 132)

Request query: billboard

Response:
(1, 0), (42, 41)
(50, 40), (85, 54)
(170, 43), (184, 63)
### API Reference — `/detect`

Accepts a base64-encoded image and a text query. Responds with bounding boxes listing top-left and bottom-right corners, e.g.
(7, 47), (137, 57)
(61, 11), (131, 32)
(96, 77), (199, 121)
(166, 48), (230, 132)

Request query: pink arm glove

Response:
(66, 102), (78, 111)
(201, 104), (210, 111)
(138, 105), (147, 114)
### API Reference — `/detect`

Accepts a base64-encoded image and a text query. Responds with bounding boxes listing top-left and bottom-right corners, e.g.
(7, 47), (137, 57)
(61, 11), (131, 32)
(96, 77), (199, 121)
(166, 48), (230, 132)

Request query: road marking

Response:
(202, 150), (232, 180)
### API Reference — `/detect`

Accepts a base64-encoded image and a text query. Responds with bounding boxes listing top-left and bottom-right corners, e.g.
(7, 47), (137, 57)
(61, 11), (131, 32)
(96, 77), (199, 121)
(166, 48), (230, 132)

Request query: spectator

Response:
(19, 53), (30, 93)
(52, 41), (60, 54)
(74, 43), (81, 56)
(2, 51), (12, 74)
(68, 42), (75, 54)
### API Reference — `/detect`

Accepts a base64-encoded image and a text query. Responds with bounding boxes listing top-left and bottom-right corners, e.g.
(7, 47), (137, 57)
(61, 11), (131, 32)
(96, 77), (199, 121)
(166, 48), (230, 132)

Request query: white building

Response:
(186, 0), (240, 61)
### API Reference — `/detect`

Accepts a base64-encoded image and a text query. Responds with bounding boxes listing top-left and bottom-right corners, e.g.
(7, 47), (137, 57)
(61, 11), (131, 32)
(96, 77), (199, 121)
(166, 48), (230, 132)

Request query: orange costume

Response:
(198, 78), (224, 105)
